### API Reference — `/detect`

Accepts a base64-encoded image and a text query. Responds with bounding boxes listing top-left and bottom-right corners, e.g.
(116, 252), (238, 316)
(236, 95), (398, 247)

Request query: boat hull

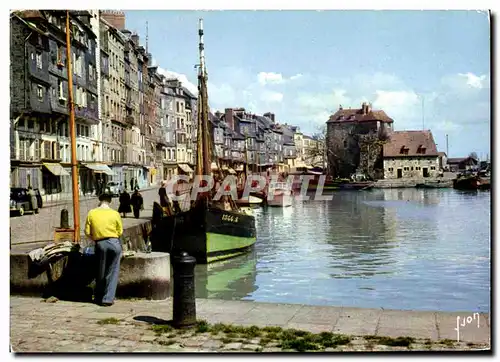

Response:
(453, 176), (481, 190)
(339, 182), (374, 190)
(235, 195), (263, 208)
(151, 202), (257, 264)
(267, 191), (293, 207)
(416, 180), (453, 189)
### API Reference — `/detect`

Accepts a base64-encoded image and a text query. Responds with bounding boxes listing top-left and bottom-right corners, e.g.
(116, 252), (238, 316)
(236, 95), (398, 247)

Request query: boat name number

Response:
(222, 214), (239, 223)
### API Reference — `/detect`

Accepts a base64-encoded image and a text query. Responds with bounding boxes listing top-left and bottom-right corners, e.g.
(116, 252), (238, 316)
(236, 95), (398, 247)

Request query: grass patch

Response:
(97, 317), (121, 325)
(439, 339), (456, 346)
(195, 320), (210, 333)
(151, 324), (174, 335)
(147, 320), (432, 352)
(262, 326), (283, 333)
(158, 339), (176, 346)
(259, 337), (271, 346)
(364, 335), (415, 347)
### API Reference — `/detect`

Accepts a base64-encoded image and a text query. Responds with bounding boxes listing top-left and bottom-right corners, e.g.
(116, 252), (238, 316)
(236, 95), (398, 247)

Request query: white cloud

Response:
(441, 72), (490, 92)
(290, 73), (303, 81)
(372, 90), (420, 128)
(157, 67), (198, 95)
(256, 72), (305, 86)
(458, 72), (488, 89)
(257, 72), (284, 85)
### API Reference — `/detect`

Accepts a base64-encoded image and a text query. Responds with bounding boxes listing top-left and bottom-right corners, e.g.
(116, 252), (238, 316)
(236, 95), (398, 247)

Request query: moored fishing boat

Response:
(453, 173), (481, 191)
(338, 181), (374, 190)
(235, 195), (264, 207)
(150, 19), (256, 264)
(267, 181), (293, 207)
(415, 180), (453, 188)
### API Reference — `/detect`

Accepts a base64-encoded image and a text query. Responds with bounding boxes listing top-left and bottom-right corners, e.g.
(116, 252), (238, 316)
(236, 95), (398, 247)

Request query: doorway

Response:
(423, 167), (429, 178)
(397, 169), (403, 178)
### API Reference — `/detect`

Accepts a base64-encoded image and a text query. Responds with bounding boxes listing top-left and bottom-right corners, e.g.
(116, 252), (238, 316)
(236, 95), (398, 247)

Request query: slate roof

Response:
(327, 107), (394, 124)
(383, 130), (439, 158)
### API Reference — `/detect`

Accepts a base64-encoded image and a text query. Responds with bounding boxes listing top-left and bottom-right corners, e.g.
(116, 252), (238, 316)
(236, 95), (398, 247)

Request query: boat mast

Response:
(198, 18), (211, 177)
(65, 11), (80, 243)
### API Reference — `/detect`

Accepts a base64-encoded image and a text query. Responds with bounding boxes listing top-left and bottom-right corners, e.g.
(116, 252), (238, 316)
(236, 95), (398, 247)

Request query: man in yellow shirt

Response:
(85, 192), (123, 306)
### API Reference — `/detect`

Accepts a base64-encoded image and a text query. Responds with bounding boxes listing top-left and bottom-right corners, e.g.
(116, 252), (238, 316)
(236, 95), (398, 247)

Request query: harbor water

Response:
(194, 188), (491, 312)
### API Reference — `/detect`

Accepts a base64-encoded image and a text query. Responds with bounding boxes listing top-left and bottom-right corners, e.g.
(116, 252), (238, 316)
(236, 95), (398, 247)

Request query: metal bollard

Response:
(172, 251), (197, 328)
(60, 209), (70, 229)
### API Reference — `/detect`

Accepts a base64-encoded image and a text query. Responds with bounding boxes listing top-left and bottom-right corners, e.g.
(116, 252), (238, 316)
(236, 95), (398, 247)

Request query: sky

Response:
(124, 10), (491, 159)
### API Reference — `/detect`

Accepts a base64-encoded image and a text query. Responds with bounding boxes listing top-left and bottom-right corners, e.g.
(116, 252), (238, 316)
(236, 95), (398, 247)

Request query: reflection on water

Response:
(195, 250), (258, 300)
(194, 189), (490, 312)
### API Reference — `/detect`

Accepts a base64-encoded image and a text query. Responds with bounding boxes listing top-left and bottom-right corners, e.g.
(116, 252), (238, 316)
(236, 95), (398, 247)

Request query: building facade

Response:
(10, 10), (102, 201)
(100, 16), (126, 186)
(161, 81), (178, 179)
(382, 130), (440, 179)
(326, 102), (393, 179)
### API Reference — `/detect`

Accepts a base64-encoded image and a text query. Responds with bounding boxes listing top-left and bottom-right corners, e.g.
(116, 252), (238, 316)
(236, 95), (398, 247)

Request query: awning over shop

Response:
(235, 165), (244, 172)
(227, 168), (236, 175)
(211, 162), (218, 171)
(83, 163), (114, 176)
(178, 163), (194, 173)
(43, 163), (70, 176)
(221, 165), (229, 171)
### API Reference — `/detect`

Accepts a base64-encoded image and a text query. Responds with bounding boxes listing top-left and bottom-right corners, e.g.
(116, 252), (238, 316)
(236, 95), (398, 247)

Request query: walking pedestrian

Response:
(118, 189), (132, 218)
(159, 181), (169, 207)
(27, 187), (39, 214)
(84, 192), (123, 307)
(130, 189), (144, 219)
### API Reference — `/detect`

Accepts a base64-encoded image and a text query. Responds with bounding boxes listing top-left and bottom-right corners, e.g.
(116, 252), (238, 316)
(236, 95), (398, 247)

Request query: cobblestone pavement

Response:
(10, 187), (160, 245)
(10, 296), (490, 353)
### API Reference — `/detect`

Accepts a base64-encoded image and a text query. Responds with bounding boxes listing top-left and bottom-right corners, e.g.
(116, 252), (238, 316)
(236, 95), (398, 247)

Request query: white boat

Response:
(267, 181), (293, 207)
(235, 195), (263, 207)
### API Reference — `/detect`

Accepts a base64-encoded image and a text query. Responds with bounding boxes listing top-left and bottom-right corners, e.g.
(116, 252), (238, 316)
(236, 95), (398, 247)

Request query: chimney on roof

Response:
(264, 112), (275, 122)
(362, 102), (369, 115)
(100, 10), (125, 30)
(131, 33), (139, 45)
(224, 108), (235, 131)
(339, 104), (343, 110)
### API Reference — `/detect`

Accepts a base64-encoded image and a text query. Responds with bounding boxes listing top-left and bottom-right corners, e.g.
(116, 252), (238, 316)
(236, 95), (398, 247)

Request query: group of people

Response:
(117, 189), (144, 219)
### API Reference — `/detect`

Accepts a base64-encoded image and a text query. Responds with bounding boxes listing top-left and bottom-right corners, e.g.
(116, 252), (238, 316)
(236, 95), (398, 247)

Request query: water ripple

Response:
(195, 189), (490, 312)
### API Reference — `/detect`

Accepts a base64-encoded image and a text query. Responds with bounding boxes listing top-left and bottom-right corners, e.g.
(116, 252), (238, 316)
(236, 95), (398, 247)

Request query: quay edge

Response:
(10, 220), (171, 300)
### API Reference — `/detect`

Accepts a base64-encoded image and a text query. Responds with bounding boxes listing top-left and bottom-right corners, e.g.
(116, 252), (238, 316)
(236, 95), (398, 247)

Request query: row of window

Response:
(16, 119), (92, 138)
(387, 166), (437, 172)
(16, 138), (91, 163)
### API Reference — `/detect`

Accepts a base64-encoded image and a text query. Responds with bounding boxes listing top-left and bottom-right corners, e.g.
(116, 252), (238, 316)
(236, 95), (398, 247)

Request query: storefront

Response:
(177, 163), (194, 178)
(41, 162), (70, 196)
(82, 163), (115, 196)
(10, 164), (42, 189)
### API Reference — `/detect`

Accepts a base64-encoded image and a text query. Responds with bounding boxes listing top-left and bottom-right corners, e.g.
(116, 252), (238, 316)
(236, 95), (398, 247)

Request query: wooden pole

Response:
(66, 11), (80, 243)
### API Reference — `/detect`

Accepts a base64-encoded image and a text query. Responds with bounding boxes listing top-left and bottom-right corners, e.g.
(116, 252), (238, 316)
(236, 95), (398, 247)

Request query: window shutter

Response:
(52, 141), (57, 160)
(44, 140), (50, 159)
(34, 139), (40, 160)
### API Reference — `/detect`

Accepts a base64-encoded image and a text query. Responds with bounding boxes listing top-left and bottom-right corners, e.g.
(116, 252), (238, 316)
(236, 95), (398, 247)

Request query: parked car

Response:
(10, 188), (43, 216)
(105, 181), (121, 196)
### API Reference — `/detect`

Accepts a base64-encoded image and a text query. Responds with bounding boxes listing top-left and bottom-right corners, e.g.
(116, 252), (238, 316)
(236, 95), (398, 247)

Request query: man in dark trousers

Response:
(84, 193), (123, 306)
(130, 189), (144, 219)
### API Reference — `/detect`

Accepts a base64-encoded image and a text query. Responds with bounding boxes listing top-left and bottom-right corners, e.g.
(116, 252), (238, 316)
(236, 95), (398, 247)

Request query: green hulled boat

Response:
(151, 19), (256, 264)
